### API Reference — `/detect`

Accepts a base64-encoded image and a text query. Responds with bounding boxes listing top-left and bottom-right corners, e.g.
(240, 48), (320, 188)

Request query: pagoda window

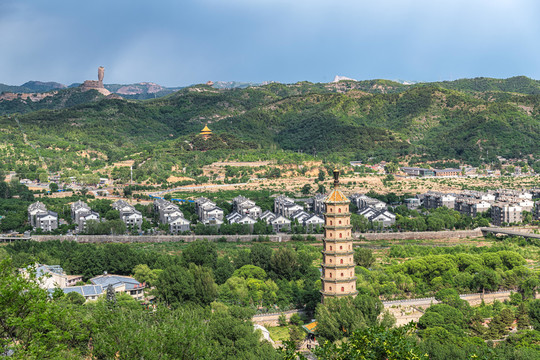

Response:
(329, 246), (333, 251)
(329, 273), (332, 278)
(330, 220), (333, 225)
(338, 208), (342, 213)
(339, 246), (342, 250)
(341, 287), (344, 292)
(339, 220), (342, 225)
(339, 233), (342, 238)
(340, 272), (344, 277)
(329, 259), (332, 263)
(340, 259), (343, 264)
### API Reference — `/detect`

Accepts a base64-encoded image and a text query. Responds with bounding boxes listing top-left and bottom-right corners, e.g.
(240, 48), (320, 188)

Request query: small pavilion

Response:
(200, 125), (212, 140)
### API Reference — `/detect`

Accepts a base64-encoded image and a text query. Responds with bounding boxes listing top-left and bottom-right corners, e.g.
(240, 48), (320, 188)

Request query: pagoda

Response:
(320, 169), (358, 301)
(200, 124), (212, 140)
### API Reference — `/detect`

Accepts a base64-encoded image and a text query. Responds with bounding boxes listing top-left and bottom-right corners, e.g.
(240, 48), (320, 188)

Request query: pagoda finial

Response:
(333, 168), (339, 188)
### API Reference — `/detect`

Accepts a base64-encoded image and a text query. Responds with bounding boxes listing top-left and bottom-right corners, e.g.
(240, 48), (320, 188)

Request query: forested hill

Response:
(1, 78), (540, 169)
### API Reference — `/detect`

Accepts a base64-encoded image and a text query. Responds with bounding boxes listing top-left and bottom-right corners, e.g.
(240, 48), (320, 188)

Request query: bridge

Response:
(480, 227), (540, 240)
(0, 236), (31, 242)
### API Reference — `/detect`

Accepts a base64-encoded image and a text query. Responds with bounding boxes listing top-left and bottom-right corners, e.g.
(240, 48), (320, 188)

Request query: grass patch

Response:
(267, 325), (291, 342)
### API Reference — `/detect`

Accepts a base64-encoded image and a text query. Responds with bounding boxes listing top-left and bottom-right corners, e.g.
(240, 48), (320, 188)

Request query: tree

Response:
(315, 295), (387, 342)
(181, 240), (218, 269)
(233, 265), (267, 280)
(270, 247), (298, 280)
(190, 264), (218, 306)
(49, 182), (59, 192)
(133, 264), (159, 286)
(318, 169), (326, 181)
(354, 248), (375, 268)
(529, 299), (540, 331)
(250, 243), (273, 272)
(385, 162), (399, 174)
(105, 209), (120, 220)
(278, 313), (287, 326)
(313, 322), (425, 360)
(300, 183), (312, 195)
(289, 326), (304, 349)
(156, 265), (195, 307)
(0, 259), (85, 358)
(65, 291), (86, 305)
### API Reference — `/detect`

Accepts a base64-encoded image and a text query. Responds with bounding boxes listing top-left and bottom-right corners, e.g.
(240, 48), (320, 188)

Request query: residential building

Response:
(349, 194), (387, 210)
(120, 209), (143, 231)
(232, 195), (262, 218)
(404, 198), (421, 210)
(30, 264), (82, 289)
(28, 201), (48, 228)
(202, 217), (224, 227)
(291, 210), (310, 224)
(358, 206), (396, 228)
(454, 198), (491, 218)
(169, 216), (191, 234)
(229, 214), (257, 231)
(491, 202), (523, 226)
(35, 210), (58, 232)
(62, 285), (104, 302)
(274, 195), (303, 218)
(321, 169), (357, 301)
(71, 200), (90, 220)
(260, 210), (277, 223)
(311, 193), (326, 215)
(112, 200), (143, 230)
(270, 215), (291, 232)
(423, 191), (456, 210)
(304, 214), (324, 231)
(433, 168), (462, 177)
(77, 211), (100, 233)
(90, 274), (145, 301)
(71, 200), (100, 233)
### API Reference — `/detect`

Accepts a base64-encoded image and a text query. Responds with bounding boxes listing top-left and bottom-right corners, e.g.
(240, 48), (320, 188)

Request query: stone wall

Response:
(31, 229), (482, 244)
(252, 309), (307, 327)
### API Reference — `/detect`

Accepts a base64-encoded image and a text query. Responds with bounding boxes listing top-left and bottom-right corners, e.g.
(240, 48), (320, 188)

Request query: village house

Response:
(169, 216), (191, 233)
(28, 264), (83, 290)
(303, 214), (324, 231)
(90, 274), (146, 301)
(269, 215), (291, 232)
(358, 206), (396, 228)
(274, 195), (303, 218)
(232, 195), (262, 218)
(112, 200), (143, 231)
(306, 193), (326, 215)
(71, 200), (100, 233)
(349, 194), (387, 211)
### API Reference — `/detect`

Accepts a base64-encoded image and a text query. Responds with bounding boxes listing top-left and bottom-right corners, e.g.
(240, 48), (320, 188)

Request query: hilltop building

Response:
(320, 170), (357, 301)
(200, 124), (212, 140)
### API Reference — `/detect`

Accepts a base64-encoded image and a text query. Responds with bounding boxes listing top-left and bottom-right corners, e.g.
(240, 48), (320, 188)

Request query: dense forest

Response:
(1, 235), (539, 359)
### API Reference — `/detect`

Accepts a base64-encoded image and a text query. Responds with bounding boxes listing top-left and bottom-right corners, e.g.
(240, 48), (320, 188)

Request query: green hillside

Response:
(1, 77), (540, 181)
(0, 88), (105, 116)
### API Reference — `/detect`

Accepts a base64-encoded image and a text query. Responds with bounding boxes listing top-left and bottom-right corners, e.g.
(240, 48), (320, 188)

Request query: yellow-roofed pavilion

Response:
(200, 124), (212, 140)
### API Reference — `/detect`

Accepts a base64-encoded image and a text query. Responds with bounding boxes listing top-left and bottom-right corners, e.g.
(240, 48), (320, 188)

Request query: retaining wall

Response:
(252, 309), (307, 327)
(31, 229), (482, 244)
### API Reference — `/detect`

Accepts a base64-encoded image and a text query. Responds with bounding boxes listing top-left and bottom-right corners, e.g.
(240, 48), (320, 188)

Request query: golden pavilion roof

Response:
(200, 125), (212, 134)
(325, 168), (348, 203)
(326, 188), (348, 203)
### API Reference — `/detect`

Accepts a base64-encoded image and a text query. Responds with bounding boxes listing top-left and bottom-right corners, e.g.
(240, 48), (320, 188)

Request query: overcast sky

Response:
(1, 0), (539, 86)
